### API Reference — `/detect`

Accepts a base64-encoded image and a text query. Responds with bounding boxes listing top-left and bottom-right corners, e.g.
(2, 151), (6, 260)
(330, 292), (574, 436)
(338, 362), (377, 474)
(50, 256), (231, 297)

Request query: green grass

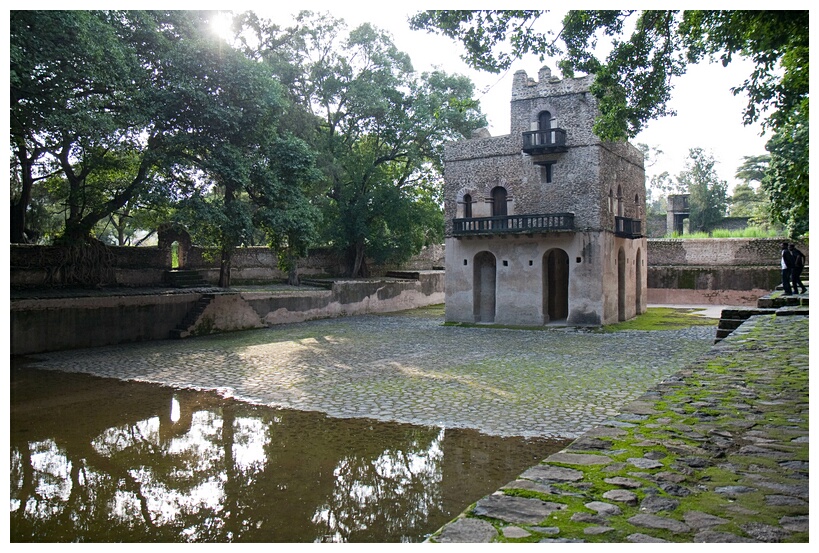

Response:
(599, 307), (717, 332)
(663, 226), (783, 239)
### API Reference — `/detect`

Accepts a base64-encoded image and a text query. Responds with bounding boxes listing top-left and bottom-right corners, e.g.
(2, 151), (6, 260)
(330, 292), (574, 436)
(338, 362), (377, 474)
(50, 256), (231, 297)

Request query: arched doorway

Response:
(473, 251), (496, 323)
(542, 248), (569, 322)
(617, 247), (626, 322)
(635, 248), (643, 313)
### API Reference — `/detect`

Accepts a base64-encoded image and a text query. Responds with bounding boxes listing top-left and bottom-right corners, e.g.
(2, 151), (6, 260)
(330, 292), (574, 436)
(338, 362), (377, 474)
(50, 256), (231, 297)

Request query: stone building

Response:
(443, 66), (647, 326)
(667, 194), (690, 235)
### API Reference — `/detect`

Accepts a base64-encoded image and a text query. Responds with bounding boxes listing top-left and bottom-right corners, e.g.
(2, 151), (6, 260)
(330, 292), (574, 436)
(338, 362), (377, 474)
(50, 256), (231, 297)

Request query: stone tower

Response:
(443, 66), (647, 326)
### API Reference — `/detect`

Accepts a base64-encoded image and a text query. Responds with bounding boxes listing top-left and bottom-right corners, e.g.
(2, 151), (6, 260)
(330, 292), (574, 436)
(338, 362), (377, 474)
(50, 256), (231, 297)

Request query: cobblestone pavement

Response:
(23, 307), (715, 439)
(430, 313), (809, 543)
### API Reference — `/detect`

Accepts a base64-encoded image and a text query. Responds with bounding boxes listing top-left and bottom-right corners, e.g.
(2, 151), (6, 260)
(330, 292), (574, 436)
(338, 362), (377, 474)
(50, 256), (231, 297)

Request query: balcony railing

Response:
(453, 213), (575, 236)
(522, 128), (568, 154)
(615, 216), (642, 239)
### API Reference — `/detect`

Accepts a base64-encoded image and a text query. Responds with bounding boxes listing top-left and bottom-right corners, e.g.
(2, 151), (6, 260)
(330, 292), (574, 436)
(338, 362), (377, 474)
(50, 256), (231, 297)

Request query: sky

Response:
(228, 3), (774, 195)
(10, 2), (794, 194)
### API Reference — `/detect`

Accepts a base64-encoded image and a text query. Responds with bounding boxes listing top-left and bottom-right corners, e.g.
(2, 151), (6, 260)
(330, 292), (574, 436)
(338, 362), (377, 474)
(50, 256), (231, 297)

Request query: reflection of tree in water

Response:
(312, 428), (446, 542)
(10, 368), (566, 542)
(9, 369), (446, 542)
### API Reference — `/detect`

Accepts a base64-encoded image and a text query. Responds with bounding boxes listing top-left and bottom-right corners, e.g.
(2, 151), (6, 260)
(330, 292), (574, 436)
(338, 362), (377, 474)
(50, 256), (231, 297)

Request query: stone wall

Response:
(10, 272), (445, 355)
(645, 237), (808, 306)
(11, 293), (199, 355)
(10, 243), (445, 288)
(645, 216), (753, 238)
(647, 238), (808, 267)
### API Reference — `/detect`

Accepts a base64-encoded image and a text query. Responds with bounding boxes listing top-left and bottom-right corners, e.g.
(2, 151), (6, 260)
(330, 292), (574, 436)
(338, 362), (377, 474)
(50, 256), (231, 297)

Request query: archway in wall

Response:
(617, 247), (626, 322)
(473, 251), (496, 323)
(158, 223), (191, 269)
(542, 248), (569, 322)
(171, 241), (181, 269)
(635, 248), (643, 313)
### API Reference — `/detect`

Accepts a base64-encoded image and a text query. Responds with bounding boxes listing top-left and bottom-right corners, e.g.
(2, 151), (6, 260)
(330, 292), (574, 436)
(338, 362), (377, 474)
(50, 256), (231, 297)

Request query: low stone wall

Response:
(10, 272), (445, 355)
(11, 293), (199, 355)
(647, 238), (808, 266)
(646, 266), (780, 306)
(10, 244), (446, 288)
(646, 238), (808, 306)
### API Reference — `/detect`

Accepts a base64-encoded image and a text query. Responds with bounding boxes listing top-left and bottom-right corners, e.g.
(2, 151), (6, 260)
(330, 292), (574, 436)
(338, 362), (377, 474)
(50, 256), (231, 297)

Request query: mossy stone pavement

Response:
(429, 308), (809, 543)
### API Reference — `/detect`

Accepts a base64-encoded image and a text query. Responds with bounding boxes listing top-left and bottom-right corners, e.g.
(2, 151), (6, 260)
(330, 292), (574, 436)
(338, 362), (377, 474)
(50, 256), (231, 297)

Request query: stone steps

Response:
(299, 278), (334, 290)
(715, 283), (809, 343)
(165, 269), (209, 288)
(170, 294), (215, 338)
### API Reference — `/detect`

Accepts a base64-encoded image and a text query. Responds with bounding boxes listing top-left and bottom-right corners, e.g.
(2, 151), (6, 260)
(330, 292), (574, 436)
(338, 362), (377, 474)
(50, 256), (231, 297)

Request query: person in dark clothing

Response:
(789, 243), (807, 294)
(781, 242), (795, 295)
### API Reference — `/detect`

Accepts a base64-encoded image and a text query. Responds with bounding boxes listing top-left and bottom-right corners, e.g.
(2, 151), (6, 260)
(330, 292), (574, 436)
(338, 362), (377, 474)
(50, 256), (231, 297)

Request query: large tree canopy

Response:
(411, 10), (808, 236)
(10, 10), (320, 287)
(251, 12), (486, 276)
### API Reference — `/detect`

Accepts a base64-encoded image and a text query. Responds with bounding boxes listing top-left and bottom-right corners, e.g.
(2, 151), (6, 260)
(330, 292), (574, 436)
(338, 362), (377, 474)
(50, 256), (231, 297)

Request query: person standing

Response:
(789, 243), (807, 294)
(781, 242), (795, 295)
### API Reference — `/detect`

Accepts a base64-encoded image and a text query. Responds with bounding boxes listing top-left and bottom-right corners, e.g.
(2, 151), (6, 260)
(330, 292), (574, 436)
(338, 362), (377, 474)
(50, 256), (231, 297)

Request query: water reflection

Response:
(10, 366), (569, 542)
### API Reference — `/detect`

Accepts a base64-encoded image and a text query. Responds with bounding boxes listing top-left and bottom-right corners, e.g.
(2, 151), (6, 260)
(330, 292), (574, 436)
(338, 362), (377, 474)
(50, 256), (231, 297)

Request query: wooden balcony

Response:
(453, 213), (575, 237)
(522, 128), (568, 154)
(615, 216), (642, 239)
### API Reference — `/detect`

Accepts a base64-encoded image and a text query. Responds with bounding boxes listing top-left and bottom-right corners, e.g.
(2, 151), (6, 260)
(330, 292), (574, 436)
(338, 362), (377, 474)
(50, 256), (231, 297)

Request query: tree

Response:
(12, 11), (320, 288)
(257, 12), (486, 277)
(10, 10), (145, 243)
(163, 38), (318, 288)
(762, 104), (808, 237)
(677, 148), (728, 233)
(410, 10), (808, 230)
(729, 155), (770, 223)
(735, 154), (770, 186)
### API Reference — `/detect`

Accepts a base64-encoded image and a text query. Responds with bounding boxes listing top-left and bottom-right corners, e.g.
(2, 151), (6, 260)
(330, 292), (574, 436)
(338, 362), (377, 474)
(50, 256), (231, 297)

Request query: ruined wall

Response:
(10, 244), (445, 288)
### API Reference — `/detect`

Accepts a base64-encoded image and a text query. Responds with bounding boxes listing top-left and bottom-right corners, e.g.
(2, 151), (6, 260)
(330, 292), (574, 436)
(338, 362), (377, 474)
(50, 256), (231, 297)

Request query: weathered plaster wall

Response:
(11, 273), (445, 355)
(444, 233), (647, 326)
(11, 294), (198, 355)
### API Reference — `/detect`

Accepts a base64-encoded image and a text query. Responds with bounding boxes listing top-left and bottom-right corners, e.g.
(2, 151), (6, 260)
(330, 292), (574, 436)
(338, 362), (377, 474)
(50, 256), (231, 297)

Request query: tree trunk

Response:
(219, 246), (232, 288)
(10, 143), (37, 243)
(10, 202), (28, 243)
(350, 240), (366, 277)
(287, 258), (300, 286)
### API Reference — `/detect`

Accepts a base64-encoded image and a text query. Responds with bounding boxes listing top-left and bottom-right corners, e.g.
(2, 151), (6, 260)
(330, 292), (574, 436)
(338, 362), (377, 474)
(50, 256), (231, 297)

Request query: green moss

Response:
(600, 307), (717, 332)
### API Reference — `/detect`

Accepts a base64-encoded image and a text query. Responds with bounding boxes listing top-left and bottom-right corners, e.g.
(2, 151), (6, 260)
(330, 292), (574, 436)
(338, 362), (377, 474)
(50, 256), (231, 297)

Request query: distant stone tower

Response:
(443, 66), (647, 326)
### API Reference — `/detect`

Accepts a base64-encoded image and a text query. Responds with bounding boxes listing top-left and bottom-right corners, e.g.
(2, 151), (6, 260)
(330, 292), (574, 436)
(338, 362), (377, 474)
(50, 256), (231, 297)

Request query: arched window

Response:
(616, 186), (624, 216)
(463, 193), (472, 218)
(635, 193), (641, 219)
(491, 186), (507, 217)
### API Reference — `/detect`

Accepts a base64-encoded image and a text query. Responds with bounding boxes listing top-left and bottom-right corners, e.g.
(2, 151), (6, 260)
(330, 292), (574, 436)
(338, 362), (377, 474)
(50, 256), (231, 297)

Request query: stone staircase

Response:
(299, 278), (334, 290)
(170, 293), (215, 338)
(714, 269), (809, 343)
(165, 269), (209, 288)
